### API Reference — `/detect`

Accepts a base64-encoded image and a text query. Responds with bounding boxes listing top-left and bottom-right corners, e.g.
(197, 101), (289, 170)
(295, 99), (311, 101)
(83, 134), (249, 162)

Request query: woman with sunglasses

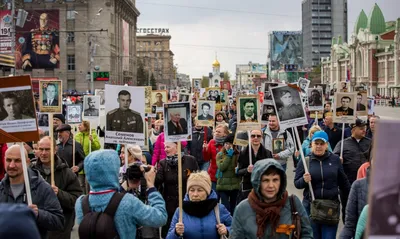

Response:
(236, 129), (273, 203)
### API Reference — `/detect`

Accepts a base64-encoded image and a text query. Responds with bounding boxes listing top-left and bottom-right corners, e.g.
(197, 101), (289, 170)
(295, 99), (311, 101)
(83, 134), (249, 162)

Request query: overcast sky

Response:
(136, 0), (399, 79)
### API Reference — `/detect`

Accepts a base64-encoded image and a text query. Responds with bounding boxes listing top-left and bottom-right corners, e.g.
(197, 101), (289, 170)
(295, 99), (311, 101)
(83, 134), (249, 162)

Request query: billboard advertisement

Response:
(15, 10), (60, 70)
(122, 20), (129, 71)
(0, 10), (12, 54)
(269, 31), (302, 71)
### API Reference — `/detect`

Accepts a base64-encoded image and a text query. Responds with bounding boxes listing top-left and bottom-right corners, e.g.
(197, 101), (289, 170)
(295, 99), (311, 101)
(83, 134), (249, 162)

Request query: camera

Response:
(142, 165), (152, 173)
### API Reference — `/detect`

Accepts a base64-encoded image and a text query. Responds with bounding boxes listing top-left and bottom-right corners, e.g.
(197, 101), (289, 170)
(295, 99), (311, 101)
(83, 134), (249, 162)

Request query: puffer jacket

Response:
(203, 139), (224, 182)
(151, 133), (188, 166)
(74, 129), (101, 156)
(340, 174), (369, 239)
(166, 190), (232, 239)
(263, 127), (294, 165)
(230, 159), (313, 239)
(216, 151), (241, 191)
(294, 152), (351, 211)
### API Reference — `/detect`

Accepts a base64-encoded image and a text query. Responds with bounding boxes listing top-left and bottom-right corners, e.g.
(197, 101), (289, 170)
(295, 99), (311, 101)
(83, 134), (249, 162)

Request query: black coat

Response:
(167, 119), (188, 135)
(237, 144), (273, 191)
(57, 138), (85, 171)
(324, 125), (342, 149)
(31, 155), (82, 239)
(189, 127), (212, 167)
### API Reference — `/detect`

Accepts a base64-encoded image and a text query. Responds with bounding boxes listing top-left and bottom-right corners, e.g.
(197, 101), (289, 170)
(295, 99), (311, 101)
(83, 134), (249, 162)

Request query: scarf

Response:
(248, 189), (288, 238)
(215, 136), (226, 146)
(183, 198), (218, 218)
(166, 155), (179, 167)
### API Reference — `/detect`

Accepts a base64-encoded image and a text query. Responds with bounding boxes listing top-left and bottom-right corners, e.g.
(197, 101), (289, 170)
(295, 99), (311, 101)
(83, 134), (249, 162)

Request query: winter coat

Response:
(155, 155), (199, 217)
(216, 151), (241, 191)
(151, 132), (188, 166)
(355, 205), (368, 239)
(75, 150), (168, 239)
(297, 137), (333, 161)
(74, 130), (101, 156)
(340, 176), (369, 239)
(263, 127), (295, 165)
(0, 168), (64, 239)
(0, 143), (8, 180)
(230, 159), (313, 239)
(333, 137), (371, 184)
(237, 144), (273, 191)
(189, 127), (212, 167)
(31, 155), (82, 238)
(203, 139), (224, 182)
(57, 138), (85, 171)
(294, 152), (351, 210)
(166, 191), (232, 239)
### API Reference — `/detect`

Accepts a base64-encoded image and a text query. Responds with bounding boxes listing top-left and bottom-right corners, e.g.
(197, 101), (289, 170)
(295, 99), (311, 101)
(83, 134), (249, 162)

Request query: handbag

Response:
(289, 195), (301, 239)
(214, 204), (228, 239)
(310, 199), (340, 225)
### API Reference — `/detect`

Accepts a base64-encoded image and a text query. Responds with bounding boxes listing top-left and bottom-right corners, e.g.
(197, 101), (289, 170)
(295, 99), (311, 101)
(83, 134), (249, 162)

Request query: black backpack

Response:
(79, 193), (125, 239)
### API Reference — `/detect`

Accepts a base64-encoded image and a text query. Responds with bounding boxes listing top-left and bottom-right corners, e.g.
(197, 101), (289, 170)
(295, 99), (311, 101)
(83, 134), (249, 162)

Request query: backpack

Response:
(79, 192), (125, 239)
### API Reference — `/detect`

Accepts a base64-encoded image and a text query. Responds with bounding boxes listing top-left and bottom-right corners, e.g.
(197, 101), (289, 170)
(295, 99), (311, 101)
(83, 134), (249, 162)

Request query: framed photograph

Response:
(261, 104), (276, 124)
(297, 78), (310, 102)
(66, 104), (82, 124)
(307, 88), (324, 111)
(233, 126), (249, 147)
(151, 90), (168, 112)
(164, 102), (192, 142)
(356, 91), (368, 116)
(205, 87), (221, 103)
(144, 86), (152, 114)
(270, 85), (308, 129)
(339, 81), (349, 92)
(105, 85), (145, 145)
(37, 113), (49, 128)
(310, 110), (324, 119)
(220, 90), (228, 105)
(179, 93), (190, 102)
(272, 138), (285, 154)
(95, 89), (106, 106)
(39, 80), (62, 113)
(368, 97), (375, 115)
(83, 95), (100, 119)
(158, 84), (167, 90)
(170, 90), (179, 102)
(237, 95), (260, 130)
(193, 79), (201, 89)
(196, 100), (215, 127)
(333, 92), (357, 124)
(0, 75), (39, 143)
(315, 83), (327, 95)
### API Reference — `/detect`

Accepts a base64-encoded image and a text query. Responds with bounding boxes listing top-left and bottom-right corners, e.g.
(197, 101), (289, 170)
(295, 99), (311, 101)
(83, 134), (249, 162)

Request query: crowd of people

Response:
(0, 88), (378, 239)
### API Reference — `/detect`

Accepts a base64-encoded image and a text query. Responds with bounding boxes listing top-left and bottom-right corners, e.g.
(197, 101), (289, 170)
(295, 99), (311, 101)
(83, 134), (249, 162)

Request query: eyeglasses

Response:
(251, 135), (262, 139)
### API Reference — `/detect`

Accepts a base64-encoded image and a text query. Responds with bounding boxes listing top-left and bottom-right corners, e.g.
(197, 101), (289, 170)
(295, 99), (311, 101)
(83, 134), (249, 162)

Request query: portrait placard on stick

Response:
(262, 82), (279, 105)
(164, 102), (192, 142)
(196, 100), (215, 127)
(233, 126), (249, 147)
(144, 86), (152, 114)
(271, 85), (308, 129)
(95, 89), (106, 106)
(237, 95), (260, 130)
(151, 90), (168, 112)
(333, 92), (357, 124)
(0, 75), (39, 143)
(105, 85), (145, 145)
(66, 104), (82, 124)
(39, 80), (62, 113)
(356, 90), (368, 116)
(205, 87), (221, 103)
(307, 88), (324, 112)
(179, 93), (190, 102)
(220, 90), (228, 105)
(368, 97), (375, 115)
(297, 78), (310, 103)
(83, 95), (100, 119)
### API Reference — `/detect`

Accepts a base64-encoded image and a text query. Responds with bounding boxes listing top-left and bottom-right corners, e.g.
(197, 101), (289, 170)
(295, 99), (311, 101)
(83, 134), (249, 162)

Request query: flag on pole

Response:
(346, 69), (351, 83)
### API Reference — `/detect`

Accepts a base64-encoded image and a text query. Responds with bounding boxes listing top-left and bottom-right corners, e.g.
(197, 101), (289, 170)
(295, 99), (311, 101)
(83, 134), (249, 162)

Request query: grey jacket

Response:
(0, 168), (64, 239)
(340, 177), (368, 239)
(263, 127), (294, 165)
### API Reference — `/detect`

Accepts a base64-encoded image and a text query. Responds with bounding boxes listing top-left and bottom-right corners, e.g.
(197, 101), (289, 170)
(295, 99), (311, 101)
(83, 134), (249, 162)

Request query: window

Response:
(67, 55), (75, 71)
(388, 61), (394, 77)
(67, 79), (75, 90)
(67, 32), (74, 43)
(67, 10), (75, 20)
(110, 13), (114, 24)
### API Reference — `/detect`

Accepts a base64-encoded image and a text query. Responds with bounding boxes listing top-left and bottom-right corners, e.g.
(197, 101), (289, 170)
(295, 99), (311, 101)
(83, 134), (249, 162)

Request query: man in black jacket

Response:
(236, 129), (273, 203)
(32, 136), (82, 239)
(189, 120), (212, 171)
(0, 145), (64, 239)
(56, 124), (85, 173)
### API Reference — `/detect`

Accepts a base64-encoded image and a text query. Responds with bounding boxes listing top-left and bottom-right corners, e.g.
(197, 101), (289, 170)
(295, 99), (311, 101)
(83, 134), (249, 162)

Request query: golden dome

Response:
(212, 59), (220, 67)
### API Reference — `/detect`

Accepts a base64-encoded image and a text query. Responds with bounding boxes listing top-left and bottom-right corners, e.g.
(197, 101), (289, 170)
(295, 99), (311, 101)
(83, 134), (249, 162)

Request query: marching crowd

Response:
(0, 93), (377, 239)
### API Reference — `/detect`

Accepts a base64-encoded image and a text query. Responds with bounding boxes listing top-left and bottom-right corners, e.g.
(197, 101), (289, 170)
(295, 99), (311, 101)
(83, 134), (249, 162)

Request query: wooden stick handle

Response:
(49, 113), (55, 186)
(177, 142), (183, 223)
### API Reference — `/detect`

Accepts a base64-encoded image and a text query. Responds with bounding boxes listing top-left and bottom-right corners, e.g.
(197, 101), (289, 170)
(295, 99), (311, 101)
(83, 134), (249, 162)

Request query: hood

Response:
(85, 150), (120, 192)
(0, 204), (41, 239)
(251, 159), (287, 200)
(183, 189), (218, 202)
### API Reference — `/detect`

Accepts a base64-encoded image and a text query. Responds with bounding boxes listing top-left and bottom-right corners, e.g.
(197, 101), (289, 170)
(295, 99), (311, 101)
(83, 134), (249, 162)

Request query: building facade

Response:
(321, 4), (400, 97)
(0, 0), (140, 92)
(136, 34), (175, 88)
(302, 0), (348, 67)
(268, 31), (303, 72)
(235, 62), (267, 89)
(176, 73), (190, 89)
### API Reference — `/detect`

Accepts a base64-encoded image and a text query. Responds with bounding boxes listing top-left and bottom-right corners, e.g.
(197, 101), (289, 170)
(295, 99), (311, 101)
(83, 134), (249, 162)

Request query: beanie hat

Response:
(126, 144), (142, 160)
(187, 171), (212, 195)
(53, 114), (65, 124)
(224, 133), (235, 144)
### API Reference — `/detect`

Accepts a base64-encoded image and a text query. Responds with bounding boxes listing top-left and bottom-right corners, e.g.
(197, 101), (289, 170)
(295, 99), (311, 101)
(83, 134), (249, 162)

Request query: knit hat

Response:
(126, 144), (142, 160)
(53, 114), (65, 124)
(224, 133), (235, 144)
(187, 171), (212, 195)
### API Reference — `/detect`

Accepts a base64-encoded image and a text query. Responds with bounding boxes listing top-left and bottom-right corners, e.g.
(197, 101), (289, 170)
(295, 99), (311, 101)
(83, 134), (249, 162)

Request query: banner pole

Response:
(177, 142), (183, 223)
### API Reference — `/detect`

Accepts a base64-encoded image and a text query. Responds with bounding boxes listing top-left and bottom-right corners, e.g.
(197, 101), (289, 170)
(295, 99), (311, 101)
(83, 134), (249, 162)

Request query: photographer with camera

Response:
(119, 144), (147, 184)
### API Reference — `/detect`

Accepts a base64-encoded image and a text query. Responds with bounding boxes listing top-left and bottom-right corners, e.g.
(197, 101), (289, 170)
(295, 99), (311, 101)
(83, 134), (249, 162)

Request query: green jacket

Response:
(74, 130), (101, 156)
(216, 151), (241, 191)
(230, 159), (313, 239)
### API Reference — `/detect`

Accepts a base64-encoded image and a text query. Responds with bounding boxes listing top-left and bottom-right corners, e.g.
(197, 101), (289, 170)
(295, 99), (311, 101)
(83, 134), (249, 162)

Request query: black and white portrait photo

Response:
(237, 96), (260, 129)
(233, 126), (249, 147)
(271, 85), (307, 129)
(272, 138), (285, 154)
(38, 113), (49, 127)
(368, 97), (375, 115)
(105, 85), (145, 145)
(152, 90), (168, 109)
(39, 80), (62, 113)
(0, 90), (36, 121)
(206, 87), (221, 103)
(339, 81), (349, 93)
(261, 104), (276, 123)
(95, 89), (105, 106)
(164, 102), (191, 142)
(144, 86), (152, 114)
(356, 91), (368, 116)
(197, 100), (215, 127)
(83, 95), (100, 118)
(158, 84), (167, 90)
(297, 78), (310, 101)
(220, 90), (228, 105)
(307, 88), (324, 111)
(66, 104), (82, 124)
(315, 83), (327, 95)
(179, 93), (190, 102)
(333, 92), (357, 124)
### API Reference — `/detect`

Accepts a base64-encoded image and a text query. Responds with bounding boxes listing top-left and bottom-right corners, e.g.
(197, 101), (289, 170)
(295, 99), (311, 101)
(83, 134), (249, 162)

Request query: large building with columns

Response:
(321, 3), (400, 97)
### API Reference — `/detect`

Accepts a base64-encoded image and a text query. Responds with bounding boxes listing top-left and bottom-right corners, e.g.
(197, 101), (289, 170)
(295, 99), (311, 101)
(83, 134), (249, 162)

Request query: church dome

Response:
(212, 59), (220, 67)
(367, 3), (386, 35)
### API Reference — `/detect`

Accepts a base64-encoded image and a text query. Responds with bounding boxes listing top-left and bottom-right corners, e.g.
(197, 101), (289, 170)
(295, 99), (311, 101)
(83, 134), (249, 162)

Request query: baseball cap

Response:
(350, 119), (367, 129)
(312, 131), (329, 143)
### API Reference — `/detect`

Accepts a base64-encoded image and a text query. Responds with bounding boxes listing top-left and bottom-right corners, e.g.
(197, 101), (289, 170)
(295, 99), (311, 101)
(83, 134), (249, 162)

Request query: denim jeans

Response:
(304, 200), (338, 239)
(211, 182), (220, 201)
(281, 163), (287, 171)
(200, 161), (210, 171)
(218, 190), (239, 215)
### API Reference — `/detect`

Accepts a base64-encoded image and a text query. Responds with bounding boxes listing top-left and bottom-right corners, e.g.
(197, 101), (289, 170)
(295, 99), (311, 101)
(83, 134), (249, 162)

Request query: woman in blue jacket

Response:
(167, 171), (232, 239)
(294, 131), (351, 239)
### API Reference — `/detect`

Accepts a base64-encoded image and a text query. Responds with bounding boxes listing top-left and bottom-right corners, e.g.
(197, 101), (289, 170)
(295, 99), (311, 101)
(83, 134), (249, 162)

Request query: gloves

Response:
(227, 148), (234, 157)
